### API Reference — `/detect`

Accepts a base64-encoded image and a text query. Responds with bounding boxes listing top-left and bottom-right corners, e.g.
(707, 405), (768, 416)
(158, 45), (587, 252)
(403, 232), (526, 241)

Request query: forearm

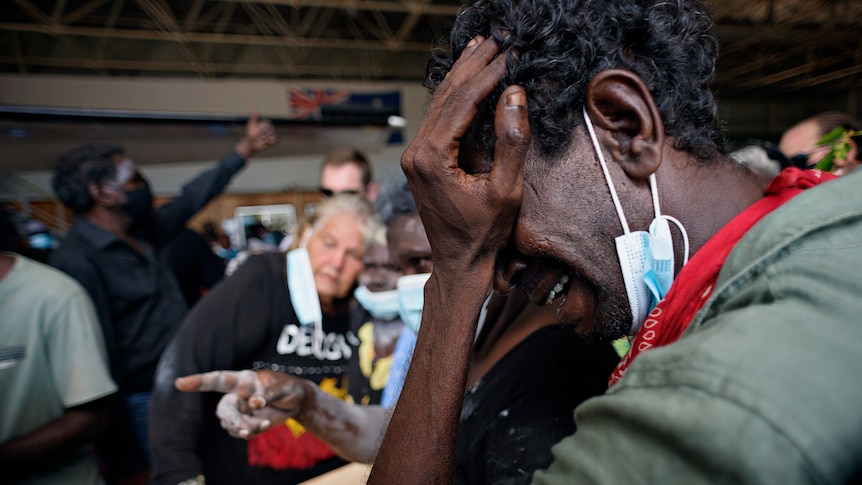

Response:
(368, 270), (491, 483)
(295, 382), (390, 464)
(153, 152), (246, 245)
(0, 398), (111, 475)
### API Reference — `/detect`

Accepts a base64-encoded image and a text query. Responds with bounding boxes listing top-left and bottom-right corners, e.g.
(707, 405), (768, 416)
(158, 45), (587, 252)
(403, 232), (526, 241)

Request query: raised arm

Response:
(368, 36), (531, 484)
(176, 369), (390, 463)
(152, 110), (278, 245)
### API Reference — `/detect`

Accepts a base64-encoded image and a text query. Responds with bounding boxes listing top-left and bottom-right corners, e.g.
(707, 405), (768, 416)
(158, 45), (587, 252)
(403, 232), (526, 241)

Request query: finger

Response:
(410, 37), (499, 137)
(249, 394), (266, 410)
(490, 85), (530, 193)
(175, 369), (256, 396)
(427, 41), (507, 151)
(257, 376), (305, 412)
(215, 393), (275, 438)
(220, 414), (274, 439)
(403, 37), (507, 179)
(245, 414), (274, 434)
(216, 393), (255, 439)
(411, 54), (509, 177)
(435, 36), (498, 91)
(248, 108), (260, 126)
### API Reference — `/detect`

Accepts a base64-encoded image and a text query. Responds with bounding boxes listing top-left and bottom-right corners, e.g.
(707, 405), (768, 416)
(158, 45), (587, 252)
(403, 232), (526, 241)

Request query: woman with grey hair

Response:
(149, 194), (382, 485)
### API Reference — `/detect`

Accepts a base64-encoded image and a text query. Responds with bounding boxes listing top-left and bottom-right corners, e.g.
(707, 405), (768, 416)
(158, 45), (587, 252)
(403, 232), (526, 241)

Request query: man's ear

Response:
(584, 69), (664, 180)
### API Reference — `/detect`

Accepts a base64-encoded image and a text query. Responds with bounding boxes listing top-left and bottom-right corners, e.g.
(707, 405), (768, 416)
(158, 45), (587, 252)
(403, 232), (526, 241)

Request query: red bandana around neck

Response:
(609, 167), (836, 386)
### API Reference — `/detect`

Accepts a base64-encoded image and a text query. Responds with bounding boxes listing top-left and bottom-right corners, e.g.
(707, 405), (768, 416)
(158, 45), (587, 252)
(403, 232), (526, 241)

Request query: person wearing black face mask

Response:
(48, 110), (277, 484)
(121, 180), (155, 220)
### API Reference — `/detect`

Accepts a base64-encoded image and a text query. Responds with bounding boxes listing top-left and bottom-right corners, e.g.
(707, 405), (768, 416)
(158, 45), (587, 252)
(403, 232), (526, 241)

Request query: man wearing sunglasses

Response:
(319, 147), (378, 201)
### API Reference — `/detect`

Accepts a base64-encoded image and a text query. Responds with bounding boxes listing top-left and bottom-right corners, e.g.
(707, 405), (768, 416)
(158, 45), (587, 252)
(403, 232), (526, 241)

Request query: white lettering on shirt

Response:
(276, 324), (353, 361)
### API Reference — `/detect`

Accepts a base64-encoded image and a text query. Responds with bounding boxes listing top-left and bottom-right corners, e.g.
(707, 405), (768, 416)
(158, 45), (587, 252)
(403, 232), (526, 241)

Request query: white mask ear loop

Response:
(649, 172), (690, 265)
(649, 173), (662, 221)
(584, 107), (690, 268)
(656, 215), (690, 266)
(583, 107), (631, 235)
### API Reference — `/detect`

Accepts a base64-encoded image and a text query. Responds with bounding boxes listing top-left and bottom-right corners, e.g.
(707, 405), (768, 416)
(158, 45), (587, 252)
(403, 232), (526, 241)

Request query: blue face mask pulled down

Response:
(354, 285), (400, 321)
(286, 246), (323, 326)
(583, 108), (690, 336)
(397, 273), (431, 334)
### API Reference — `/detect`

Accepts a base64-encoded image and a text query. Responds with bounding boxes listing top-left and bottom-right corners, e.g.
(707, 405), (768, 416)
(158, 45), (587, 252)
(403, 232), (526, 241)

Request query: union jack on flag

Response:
(287, 87), (350, 120)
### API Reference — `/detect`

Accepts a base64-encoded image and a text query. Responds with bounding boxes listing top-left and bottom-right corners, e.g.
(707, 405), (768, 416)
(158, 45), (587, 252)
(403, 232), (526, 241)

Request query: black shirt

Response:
(454, 324), (620, 485)
(160, 227), (226, 308)
(49, 151), (246, 392)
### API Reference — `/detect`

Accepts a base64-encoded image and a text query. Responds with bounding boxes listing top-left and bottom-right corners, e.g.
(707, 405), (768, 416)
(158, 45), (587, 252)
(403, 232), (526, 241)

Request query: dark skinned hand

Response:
(400, 36), (531, 284)
(175, 369), (307, 439)
(233, 108), (278, 159)
(368, 36), (531, 484)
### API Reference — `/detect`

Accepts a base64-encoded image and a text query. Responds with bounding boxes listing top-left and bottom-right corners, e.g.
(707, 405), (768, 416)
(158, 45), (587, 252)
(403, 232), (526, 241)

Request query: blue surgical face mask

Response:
(354, 285), (400, 321)
(583, 108), (689, 336)
(286, 230), (323, 326)
(397, 273), (431, 334)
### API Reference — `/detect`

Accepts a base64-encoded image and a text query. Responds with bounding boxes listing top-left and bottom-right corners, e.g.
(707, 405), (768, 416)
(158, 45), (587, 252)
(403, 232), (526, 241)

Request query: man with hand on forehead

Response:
(369, 0), (862, 483)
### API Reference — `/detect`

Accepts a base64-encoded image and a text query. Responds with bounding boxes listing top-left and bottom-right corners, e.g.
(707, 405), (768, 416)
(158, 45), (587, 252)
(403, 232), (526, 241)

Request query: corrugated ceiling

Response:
(1, 0), (860, 100)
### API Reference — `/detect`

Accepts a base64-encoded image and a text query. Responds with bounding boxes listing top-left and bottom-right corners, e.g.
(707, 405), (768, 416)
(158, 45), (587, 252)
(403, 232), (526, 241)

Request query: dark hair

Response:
(52, 144), (125, 214)
(426, 0), (724, 162)
(375, 167), (417, 228)
(321, 147), (374, 185)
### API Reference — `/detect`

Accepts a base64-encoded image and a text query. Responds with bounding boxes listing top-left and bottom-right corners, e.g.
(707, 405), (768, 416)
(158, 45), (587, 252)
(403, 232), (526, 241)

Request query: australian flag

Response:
(287, 87), (403, 144)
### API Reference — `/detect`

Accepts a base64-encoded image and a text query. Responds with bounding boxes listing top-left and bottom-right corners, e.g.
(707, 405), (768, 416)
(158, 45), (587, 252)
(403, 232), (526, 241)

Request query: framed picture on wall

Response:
(233, 204), (297, 251)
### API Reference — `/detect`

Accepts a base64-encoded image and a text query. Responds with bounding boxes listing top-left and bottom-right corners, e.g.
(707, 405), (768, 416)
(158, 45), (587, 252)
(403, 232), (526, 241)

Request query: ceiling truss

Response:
(1, 0), (861, 99)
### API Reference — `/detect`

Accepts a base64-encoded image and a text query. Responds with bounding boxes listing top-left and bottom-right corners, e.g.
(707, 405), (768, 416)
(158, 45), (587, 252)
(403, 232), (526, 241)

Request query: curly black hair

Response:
(52, 144), (124, 214)
(426, 0), (725, 162)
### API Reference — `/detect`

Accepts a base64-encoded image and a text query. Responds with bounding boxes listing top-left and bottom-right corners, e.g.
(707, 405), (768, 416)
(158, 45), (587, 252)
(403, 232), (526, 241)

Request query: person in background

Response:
(779, 111), (862, 176)
(275, 146), (379, 255)
(347, 230), (405, 406)
(319, 147), (377, 201)
(727, 141), (788, 188)
(174, 173), (619, 484)
(365, 0), (862, 483)
(48, 111), (277, 482)
(159, 227), (227, 308)
(149, 194), (382, 485)
(0, 203), (117, 484)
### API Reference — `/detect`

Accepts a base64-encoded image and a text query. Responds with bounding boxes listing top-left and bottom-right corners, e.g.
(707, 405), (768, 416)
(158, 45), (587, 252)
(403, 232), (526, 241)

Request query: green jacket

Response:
(534, 169), (862, 484)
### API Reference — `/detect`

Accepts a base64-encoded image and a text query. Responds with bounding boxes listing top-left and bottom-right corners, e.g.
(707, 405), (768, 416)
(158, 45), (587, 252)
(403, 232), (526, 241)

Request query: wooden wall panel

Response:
(19, 190), (322, 236)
